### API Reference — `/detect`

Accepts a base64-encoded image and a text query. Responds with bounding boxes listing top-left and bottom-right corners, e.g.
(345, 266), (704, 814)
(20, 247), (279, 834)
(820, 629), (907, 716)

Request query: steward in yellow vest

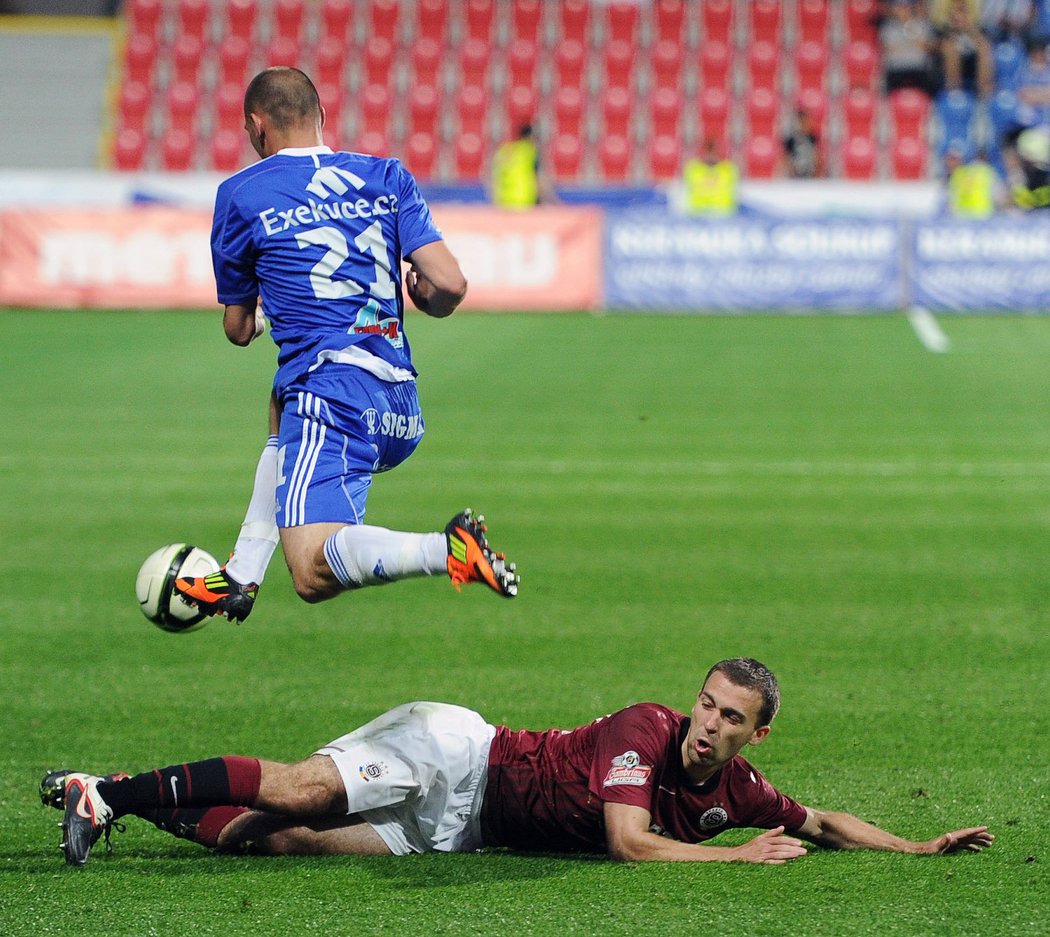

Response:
(492, 125), (540, 209)
(948, 159), (997, 218)
(683, 143), (739, 216)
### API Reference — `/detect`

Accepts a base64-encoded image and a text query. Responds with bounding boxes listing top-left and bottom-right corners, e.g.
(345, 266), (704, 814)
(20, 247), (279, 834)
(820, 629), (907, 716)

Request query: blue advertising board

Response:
(911, 217), (1050, 311)
(604, 213), (905, 311)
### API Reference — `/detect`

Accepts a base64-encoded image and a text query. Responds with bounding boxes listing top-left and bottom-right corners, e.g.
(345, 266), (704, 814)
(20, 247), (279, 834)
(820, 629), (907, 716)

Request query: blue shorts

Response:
(275, 365), (424, 528)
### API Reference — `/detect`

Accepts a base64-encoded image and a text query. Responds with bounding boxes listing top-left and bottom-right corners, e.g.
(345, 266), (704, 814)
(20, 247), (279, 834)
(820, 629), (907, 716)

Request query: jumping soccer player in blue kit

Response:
(175, 67), (519, 623)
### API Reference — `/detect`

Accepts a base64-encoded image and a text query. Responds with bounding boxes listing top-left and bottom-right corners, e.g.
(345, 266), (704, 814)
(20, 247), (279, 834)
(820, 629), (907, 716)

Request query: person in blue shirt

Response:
(176, 67), (518, 622)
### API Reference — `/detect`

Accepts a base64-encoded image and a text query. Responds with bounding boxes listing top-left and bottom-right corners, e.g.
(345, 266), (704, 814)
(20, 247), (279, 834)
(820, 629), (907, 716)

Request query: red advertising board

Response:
(0, 205), (603, 311)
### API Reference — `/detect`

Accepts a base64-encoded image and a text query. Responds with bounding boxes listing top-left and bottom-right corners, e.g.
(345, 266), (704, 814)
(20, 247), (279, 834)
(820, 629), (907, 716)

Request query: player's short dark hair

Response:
(705, 658), (781, 727)
(244, 67), (321, 131)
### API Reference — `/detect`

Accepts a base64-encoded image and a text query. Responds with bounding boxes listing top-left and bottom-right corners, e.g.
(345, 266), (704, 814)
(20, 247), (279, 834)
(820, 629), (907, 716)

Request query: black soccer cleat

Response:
(173, 567), (259, 623)
(59, 773), (116, 866)
(41, 769), (128, 810)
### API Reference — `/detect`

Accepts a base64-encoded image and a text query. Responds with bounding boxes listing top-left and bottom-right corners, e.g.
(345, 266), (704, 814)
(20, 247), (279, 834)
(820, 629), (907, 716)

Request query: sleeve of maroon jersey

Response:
(737, 761), (809, 832)
(587, 704), (676, 810)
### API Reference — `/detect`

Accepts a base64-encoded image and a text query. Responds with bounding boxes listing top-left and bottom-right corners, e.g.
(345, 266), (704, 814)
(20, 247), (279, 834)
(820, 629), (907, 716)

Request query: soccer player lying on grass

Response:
(171, 66), (518, 625)
(43, 658), (992, 866)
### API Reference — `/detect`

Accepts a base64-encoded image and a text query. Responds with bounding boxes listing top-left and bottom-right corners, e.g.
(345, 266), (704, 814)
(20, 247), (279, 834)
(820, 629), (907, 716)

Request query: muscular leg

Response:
(217, 810), (392, 856)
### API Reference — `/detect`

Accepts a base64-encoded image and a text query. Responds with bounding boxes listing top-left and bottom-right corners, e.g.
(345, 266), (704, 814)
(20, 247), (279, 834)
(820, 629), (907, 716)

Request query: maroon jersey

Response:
(479, 703), (807, 853)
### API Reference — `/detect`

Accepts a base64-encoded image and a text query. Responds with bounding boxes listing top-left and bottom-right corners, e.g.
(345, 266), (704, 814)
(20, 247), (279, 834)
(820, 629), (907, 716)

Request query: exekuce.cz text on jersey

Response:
(211, 146), (444, 394)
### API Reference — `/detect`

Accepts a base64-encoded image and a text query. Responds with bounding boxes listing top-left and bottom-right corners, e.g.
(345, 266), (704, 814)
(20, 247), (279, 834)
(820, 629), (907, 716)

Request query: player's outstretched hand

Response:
(733, 826), (808, 864)
(923, 826), (994, 855)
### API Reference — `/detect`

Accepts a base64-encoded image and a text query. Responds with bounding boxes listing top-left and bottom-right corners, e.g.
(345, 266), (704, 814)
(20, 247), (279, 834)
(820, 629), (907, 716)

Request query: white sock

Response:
(224, 436), (280, 586)
(323, 525), (448, 588)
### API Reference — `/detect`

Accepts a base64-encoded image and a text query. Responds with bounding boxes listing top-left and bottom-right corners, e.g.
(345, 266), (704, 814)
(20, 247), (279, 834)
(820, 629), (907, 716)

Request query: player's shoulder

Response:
(604, 702), (684, 735)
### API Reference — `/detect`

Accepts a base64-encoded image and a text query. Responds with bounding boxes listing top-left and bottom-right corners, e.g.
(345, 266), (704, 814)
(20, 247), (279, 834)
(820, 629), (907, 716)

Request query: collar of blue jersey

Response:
(275, 145), (334, 157)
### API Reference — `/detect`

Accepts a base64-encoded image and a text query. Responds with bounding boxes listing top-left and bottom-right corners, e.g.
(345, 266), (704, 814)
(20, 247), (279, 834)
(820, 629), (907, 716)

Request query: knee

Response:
(291, 572), (332, 604)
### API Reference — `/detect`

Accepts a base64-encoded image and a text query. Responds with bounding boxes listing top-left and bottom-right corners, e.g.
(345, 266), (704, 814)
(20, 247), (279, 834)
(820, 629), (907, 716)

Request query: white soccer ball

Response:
(135, 544), (220, 633)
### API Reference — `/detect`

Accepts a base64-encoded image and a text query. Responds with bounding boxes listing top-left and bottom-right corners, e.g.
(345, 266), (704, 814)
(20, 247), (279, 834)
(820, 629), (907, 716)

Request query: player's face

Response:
(681, 672), (771, 782)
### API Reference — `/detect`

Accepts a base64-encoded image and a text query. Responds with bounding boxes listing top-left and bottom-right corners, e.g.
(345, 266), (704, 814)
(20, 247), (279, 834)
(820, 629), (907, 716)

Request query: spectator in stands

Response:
(682, 139), (738, 217)
(879, 0), (941, 96)
(782, 109), (825, 179)
(490, 124), (555, 209)
(1006, 124), (1050, 206)
(970, 0), (1034, 42)
(937, 0), (995, 96)
(1030, 0), (1050, 42)
(1016, 37), (1050, 126)
(943, 144), (1002, 216)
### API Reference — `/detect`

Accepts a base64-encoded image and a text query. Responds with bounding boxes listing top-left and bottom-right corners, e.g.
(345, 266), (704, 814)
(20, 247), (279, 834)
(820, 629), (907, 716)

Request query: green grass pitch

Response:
(0, 308), (1047, 936)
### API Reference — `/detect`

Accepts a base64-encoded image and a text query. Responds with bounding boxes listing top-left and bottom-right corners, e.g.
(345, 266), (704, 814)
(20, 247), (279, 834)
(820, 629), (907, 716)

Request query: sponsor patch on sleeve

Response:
(603, 750), (653, 787)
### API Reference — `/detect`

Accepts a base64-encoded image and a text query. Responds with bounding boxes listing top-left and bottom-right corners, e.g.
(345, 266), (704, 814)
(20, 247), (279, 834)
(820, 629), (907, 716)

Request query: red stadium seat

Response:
(320, 0), (352, 42)
(112, 127), (147, 170)
(744, 135), (779, 178)
(404, 131), (438, 179)
(554, 39), (587, 88)
(702, 0), (733, 45)
(746, 86), (780, 136)
(699, 40), (731, 89)
(891, 136), (927, 180)
(549, 132), (584, 181)
(354, 129), (389, 156)
(841, 134), (877, 179)
(459, 37), (491, 88)
(553, 84), (585, 136)
(504, 84), (537, 134)
(747, 41), (780, 92)
(225, 0), (257, 41)
(125, 0), (161, 38)
(213, 81), (244, 133)
(217, 34), (251, 87)
(407, 82), (440, 137)
(846, 0), (878, 44)
(369, 0), (400, 43)
(511, 0), (543, 41)
(598, 133), (632, 182)
(844, 40), (879, 91)
(410, 35), (442, 87)
(796, 87), (828, 132)
(654, 0), (685, 43)
(162, 129), (195, 171)
(647, 133), (682, 181)
(266, 36), (300, 68)
(415, 0), (449, 45)
(649, 86), (683, 137)
(508, 38), (539, 89)
(117, 81), (151, 134)
(316, 81), (345, 124)
(750, 0), (781, 44)
(455, 83), (487, 136)
(602, 39), (636, 90)
(171, 34), (204, 85)
(698, 85), (730, 141)
(176, 0), (209, 41)
(464, 0), (494, 41)
(362, 36), (394, 85)
(314, 36), (346, 87)
(890, 88), (929, 138)
(795, 40), (828, 95)
(273, 0), (303, 41)
(600, 85), (633, 137)
(165, 81), (200, 134)
(651, 38), (683, 91)
(604, 2), (639, 44)
(123, 32), (156, 86)
(797, 0), (829, 45)
(210, 129), (245, 172)
(844, 86), (876, 136)
(557, 0), (589, 45)
(359, 83), (391, 135)
(453, 131), (485, 181)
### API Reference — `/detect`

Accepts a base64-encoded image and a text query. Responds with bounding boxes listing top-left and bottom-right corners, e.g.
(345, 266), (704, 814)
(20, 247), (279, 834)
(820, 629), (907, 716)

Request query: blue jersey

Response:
(211, 146), (442, 393)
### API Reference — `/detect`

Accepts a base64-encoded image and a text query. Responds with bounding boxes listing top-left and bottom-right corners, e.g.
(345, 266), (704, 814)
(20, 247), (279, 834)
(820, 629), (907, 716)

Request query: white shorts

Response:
(315, 701), (496, 855)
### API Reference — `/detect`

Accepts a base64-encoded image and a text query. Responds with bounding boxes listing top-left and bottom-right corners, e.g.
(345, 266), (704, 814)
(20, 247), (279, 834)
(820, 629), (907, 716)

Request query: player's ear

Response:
(748, 725), (771, 746)
(319, 104), (327, 130)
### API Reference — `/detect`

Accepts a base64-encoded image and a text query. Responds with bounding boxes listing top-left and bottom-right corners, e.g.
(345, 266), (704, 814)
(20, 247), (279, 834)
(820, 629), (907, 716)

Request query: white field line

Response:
(907, 305), (951, 353)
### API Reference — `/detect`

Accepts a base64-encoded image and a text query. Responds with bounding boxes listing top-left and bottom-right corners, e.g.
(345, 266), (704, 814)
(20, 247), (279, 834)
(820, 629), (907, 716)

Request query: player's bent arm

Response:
(223, 302), (262, 346)
(796, 807), (994, 855)
(603, 802), (807, 864)
(404, 240), (467, 318)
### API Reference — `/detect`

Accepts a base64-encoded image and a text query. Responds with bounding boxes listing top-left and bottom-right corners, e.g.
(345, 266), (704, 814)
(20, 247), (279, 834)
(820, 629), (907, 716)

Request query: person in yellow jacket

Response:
(491, 124), (551, 209)
(683, 139), (739, 216)
(944, 145), (999, 218)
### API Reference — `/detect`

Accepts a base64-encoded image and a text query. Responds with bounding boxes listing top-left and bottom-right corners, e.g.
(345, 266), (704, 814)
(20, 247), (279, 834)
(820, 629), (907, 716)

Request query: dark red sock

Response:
(99, 756), (261, 819)
(140, 806), (250, 848)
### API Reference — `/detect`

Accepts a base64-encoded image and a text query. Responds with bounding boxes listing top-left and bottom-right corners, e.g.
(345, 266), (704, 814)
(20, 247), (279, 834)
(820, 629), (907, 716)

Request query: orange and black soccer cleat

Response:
(445, 508), (519, 598)
(174, 567), (258, 623)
